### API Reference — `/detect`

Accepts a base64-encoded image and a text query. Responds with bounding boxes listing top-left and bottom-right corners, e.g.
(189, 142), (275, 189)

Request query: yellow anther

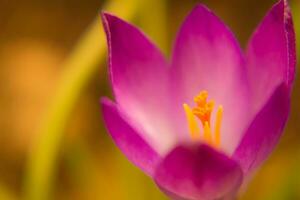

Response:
(215, 105), (223, 147)
(184, 90), (223, 149)
(183, 104), (201, 141)
(193, 100), (215, 126)
(206, 100), (215, 112)
(194, 90), (208, 106)
(192, 107), (205, 118)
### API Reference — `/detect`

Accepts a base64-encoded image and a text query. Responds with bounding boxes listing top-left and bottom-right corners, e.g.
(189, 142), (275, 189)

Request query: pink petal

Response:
(170, 5), (250, 154)
(154, 144), (243, 200)
(101, 98), (161, 176)
(102, 13), (177, 154)
(245, 0), (296, 113)
(233, 83), (290, 175)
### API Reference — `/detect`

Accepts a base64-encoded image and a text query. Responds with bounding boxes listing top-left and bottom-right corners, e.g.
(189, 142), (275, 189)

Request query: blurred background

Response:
(0, 0), (299, 199)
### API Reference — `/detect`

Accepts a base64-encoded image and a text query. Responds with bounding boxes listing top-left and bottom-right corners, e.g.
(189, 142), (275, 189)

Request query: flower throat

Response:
(183, 91), (223, 148)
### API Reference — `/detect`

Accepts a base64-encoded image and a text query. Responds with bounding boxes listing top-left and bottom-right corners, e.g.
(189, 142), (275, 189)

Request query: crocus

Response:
(100, 0), (296, 199)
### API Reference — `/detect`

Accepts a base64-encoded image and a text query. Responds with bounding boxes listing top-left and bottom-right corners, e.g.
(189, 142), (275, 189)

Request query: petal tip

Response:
(271, 0), (292, 20)
(189, 3), (215, 19)
(272, 0), (296, 87)
(100, 12), (115, 24)
(100, 97), (114, 107)
(193, 4), (209, 11)
(100, 12), (127, 42)
(100, 97), (117, 119)
(100, 12), (116, 35)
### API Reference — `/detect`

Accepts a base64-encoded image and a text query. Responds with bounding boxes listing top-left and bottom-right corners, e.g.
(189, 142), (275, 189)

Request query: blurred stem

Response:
(0, 183), (16, 200)
(115, 2), (169, 199)
(23, 0), (139, 200)
(131, 1), (169, 199)
(263, 151), (300, 200)
(138, 0), (168, 53)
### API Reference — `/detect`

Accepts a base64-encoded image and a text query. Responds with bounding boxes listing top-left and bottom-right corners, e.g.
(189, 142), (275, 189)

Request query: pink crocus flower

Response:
(100, 0), (296, 199)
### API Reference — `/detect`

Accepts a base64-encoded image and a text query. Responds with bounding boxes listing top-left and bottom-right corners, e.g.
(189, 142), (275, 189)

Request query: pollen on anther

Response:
(194, 90), (208, 106)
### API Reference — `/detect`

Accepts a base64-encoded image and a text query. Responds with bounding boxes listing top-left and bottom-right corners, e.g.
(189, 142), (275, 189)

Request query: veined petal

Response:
(233, 83), (290, 175)
(170, 5), (250, 154)
(101, 98), (161, 176)
(154, 144), (243, 200)
(102, 13), (176, 154)
(246, 0), (296, 113)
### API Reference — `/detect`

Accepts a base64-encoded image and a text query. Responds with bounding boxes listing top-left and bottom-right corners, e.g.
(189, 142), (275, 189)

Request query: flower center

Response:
(183, 90), (223, 148)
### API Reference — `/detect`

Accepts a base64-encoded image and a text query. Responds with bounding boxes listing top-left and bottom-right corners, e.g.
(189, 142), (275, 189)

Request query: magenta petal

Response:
(233, 84), (290, 175)
(102, 13), (176, 154)
(154, 145), (243, 200)
(101, 98), (161, 176)
(170, 5), (250, 153)
(246, 0), (296, 112)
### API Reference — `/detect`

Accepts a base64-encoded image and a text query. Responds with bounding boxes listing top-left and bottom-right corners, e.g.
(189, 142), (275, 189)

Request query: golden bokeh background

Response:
(0, 0), (299, 199)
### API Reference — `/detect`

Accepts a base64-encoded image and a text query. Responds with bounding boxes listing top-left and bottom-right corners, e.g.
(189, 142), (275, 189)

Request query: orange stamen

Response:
(215, 106), (223, 148)
(183, 104), (201, 141)
(183, 90), (223, 148)
(204, 121), (212, 144)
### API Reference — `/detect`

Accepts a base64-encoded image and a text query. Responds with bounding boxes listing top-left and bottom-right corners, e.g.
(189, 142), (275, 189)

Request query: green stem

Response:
(262, 152), (300, 200)
(23, 1), (139, 199)
(139, 0), (168, 53)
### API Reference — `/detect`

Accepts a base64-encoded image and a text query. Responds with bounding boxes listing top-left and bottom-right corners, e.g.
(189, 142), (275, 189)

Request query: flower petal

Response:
(246, 0), (296, 112)
(101, 98), (161, 176)
(233, 83), (290, 175)
(170, 5), (250, 154)
(154, 144), (243, 200)
(102, 13), (176, 154)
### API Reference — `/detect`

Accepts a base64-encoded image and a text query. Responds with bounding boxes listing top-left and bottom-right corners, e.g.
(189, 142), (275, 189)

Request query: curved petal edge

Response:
(101, 98), (161, 176)
(170, 4), (250, 154)
(154, 144), (243, 200)
(101, 12), (177, 155)
(246, 0), (296, 112)
(233, 83), (290, 175)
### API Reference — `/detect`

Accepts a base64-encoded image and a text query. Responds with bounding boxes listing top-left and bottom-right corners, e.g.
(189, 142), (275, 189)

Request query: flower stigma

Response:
(183, 91), (223, 148)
